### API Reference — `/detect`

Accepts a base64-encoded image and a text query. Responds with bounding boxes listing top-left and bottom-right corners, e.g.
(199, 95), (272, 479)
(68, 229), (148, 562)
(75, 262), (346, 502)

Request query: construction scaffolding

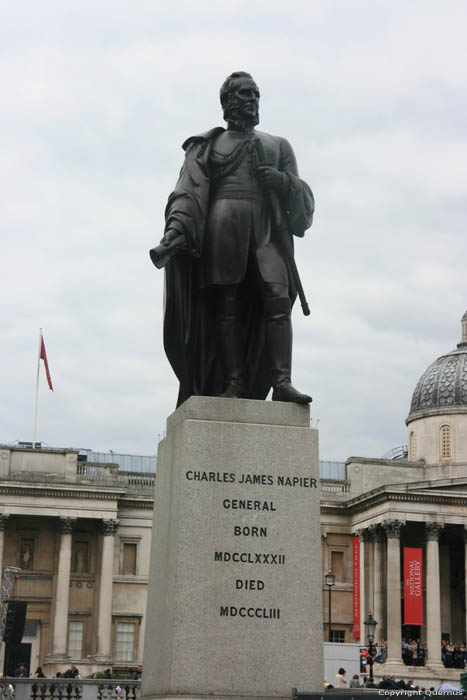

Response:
(0, 566), (21, 643)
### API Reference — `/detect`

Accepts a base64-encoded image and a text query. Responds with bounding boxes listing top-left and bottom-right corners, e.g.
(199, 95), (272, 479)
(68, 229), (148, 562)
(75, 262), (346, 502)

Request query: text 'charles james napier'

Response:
(185, 470), (317, 488)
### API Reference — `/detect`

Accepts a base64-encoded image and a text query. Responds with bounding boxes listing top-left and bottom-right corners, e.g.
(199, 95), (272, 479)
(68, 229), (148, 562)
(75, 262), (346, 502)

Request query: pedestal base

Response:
(141, 397), (323, 699)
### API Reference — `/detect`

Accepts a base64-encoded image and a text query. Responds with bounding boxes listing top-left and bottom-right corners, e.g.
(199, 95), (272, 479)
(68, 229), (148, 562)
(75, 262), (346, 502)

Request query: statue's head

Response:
(220, 71), (260, 130)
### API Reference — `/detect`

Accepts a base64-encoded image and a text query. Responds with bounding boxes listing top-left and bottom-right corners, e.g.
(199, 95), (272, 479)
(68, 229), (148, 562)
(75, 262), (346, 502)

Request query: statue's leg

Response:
(262, 284), (312, 404)
(216, 284), (245, 398)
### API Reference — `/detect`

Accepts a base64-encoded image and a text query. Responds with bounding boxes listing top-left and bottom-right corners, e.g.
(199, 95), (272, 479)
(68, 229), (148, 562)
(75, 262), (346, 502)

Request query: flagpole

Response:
(32, 328), (42, 449)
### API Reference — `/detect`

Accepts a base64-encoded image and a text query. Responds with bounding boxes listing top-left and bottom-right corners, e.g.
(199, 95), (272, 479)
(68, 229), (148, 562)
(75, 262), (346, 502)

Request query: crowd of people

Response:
(402, 638), (426, 666)
(441, 640), (467, 668)
(360, 640), (387, 671)
(8, 664), (143, 680)
(357, 638), (467, 670)
(327, 668), (449, 692)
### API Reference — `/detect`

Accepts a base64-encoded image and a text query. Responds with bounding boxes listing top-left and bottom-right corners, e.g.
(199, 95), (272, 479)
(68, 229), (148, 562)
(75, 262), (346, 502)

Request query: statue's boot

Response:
(217, 297), (244, 399)
(267, 298), (312, 405)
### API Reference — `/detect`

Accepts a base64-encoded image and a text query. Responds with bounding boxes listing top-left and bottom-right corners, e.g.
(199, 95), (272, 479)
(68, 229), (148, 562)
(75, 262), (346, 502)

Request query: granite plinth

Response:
(141, 396), (323, 700)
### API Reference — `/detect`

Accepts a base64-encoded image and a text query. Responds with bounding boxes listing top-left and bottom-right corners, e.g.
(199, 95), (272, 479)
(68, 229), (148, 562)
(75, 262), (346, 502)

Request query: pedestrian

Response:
(335, 668), (346, 688)
(349, 674), (360, 688)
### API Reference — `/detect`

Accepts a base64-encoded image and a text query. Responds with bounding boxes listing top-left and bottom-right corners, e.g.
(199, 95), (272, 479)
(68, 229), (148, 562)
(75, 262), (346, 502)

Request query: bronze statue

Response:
(150, 72), (314, 407)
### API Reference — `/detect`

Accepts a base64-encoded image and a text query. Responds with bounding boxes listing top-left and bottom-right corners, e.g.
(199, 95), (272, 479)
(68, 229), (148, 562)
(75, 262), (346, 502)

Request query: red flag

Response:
(352, 536), (360, 638)
(40, 335), (54, 391)
(404, 547), (423, 625)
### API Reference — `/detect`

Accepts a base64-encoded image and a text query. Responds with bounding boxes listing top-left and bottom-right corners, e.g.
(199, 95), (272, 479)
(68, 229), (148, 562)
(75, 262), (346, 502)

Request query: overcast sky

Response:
(2, 0), (467, 462)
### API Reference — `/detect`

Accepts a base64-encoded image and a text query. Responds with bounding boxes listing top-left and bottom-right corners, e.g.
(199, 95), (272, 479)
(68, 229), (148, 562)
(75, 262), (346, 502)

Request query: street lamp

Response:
(325, 569), (336, 642)
(364, 613), (378, 683)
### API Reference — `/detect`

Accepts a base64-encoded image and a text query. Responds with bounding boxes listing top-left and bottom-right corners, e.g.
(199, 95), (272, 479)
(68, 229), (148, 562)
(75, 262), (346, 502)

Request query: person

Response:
(335, 668), (346, 688)
(349, 674), (360, 688)
(446, 640), (455, 668)
(360, 646), (369, 672)
(155, 71), (315, 407)
(14, 664), (27, 678)
(32, 666), (46, 697)
(63, 665), (79, 678)
(133, 666), (142, 680)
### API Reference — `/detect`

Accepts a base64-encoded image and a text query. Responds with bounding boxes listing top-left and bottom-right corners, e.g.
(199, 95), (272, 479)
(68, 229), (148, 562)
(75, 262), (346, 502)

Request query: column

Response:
(358, 529), (370, 641)
(383, 519), (403, 665)
(0, 514), (10, 578)
(50, 517), (76, 657)
(464, 528), (467, 647)
(368, 529), (375, 615)
(371, 526), (385, 645)
(96, 519), (119, 661)
(426, 522), (443, 669)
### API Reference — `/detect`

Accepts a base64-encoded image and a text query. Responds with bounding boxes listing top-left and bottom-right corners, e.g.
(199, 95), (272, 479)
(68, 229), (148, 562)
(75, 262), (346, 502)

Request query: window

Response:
(122, 543), (137, 575)
(23, 621), (37, 637)
(409, 431), (416, 461)
(68, 621), (83, 658)
(73, 541), (89, 573)
(115, 622), (135, 662)
(330, 551), (344, 582)
(19, 538), (35, 570)
(330, 630), (345, 643)
(440, 425), (452, 460)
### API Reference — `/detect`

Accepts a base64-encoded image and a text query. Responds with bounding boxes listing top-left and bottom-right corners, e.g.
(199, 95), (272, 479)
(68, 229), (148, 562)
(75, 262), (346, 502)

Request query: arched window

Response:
(409, 431), (416, 461)
(440, 424), (452, 460)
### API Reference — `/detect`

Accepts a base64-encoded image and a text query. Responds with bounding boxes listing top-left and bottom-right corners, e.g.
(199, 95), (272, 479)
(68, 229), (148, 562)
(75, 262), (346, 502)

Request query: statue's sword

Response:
(254, 138), (310, 316)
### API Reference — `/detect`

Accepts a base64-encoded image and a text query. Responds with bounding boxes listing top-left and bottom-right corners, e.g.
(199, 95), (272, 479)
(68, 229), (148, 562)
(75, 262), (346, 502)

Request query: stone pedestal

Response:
(141, 396), (323, 700)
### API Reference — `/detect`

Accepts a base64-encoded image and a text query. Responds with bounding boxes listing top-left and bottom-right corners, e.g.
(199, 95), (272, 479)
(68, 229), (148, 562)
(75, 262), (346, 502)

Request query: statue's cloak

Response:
(162, 127), (314, 407)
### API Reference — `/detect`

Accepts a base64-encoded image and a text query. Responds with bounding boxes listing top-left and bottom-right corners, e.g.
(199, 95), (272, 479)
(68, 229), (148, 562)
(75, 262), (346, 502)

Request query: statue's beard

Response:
(224, 103), (259, 131)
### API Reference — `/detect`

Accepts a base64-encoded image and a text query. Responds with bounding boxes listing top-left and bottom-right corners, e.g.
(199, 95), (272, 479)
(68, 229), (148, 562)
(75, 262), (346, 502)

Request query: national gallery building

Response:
(1, 312), (466, 680)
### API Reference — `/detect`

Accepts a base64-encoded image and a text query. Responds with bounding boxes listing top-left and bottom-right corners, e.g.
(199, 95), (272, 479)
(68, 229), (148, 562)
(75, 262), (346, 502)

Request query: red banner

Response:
(352, 536), (360, 639)
(404, 547), (423, 625)
(40, 334), (54, 391)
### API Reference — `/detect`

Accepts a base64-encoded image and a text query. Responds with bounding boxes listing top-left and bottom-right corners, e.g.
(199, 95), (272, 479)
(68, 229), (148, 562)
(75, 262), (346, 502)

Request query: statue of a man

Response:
(153, 71), (314, 407)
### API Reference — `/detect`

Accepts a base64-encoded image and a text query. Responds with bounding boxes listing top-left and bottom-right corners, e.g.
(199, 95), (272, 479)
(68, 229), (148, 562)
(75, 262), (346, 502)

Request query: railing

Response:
(77, 464), (108, 479)
(320, 479), (351, 493)
(82, 452), (156, 473)
(117, 473), (155, 488)
(319, 461), (347, 480)
(76, 465), (155, 490)
(0, 679), (141, 700)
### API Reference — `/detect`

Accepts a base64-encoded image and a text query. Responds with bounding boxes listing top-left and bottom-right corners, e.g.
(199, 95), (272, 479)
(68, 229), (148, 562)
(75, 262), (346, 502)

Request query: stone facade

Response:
(3, 441), (467, 679)
(0, 447), (153, 676)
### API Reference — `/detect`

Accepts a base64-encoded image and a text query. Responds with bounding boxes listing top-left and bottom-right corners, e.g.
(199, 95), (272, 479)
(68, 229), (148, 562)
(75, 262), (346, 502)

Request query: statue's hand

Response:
(256, 165), (288, 194)
(160, 229), (186, 249)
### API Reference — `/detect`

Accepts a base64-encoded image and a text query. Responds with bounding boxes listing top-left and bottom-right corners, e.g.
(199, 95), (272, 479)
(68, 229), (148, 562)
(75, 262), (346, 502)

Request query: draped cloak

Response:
(162, 127), (314, 407)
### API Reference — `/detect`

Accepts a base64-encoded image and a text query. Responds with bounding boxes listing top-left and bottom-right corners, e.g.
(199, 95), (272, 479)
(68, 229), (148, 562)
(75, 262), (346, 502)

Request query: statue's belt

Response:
(211, 188), (264, 202)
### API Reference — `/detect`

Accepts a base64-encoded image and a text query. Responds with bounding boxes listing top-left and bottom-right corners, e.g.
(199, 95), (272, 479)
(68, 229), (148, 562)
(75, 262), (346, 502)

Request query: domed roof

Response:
(408, 312), (467, 421)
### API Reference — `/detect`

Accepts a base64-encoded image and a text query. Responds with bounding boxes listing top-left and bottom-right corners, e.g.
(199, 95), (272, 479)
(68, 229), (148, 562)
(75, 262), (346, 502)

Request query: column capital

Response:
(368, 524), (385, 543)
(0, 514), (10, 531)
(59, 517), (77, 534)
(354, 527), (371, 541)
(383, 519), (403, 539)
(100, 519), (120, 536)
(425, 522), (443, 541)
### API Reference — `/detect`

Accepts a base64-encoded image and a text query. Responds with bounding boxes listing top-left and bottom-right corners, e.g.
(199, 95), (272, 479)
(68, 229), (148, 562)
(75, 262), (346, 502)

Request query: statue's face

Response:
(224, 75), (260, 128)
(231, 76), (260, 123)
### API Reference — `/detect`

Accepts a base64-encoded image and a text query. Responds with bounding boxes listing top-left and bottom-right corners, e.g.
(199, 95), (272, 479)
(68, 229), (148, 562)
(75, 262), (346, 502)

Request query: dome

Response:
(408, 312), (467, 422)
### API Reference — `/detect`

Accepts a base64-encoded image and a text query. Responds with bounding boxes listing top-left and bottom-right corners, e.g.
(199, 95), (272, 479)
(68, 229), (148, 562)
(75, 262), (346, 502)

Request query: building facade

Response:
(0, 448), (154, 676)
(320, 311), (467, 682)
